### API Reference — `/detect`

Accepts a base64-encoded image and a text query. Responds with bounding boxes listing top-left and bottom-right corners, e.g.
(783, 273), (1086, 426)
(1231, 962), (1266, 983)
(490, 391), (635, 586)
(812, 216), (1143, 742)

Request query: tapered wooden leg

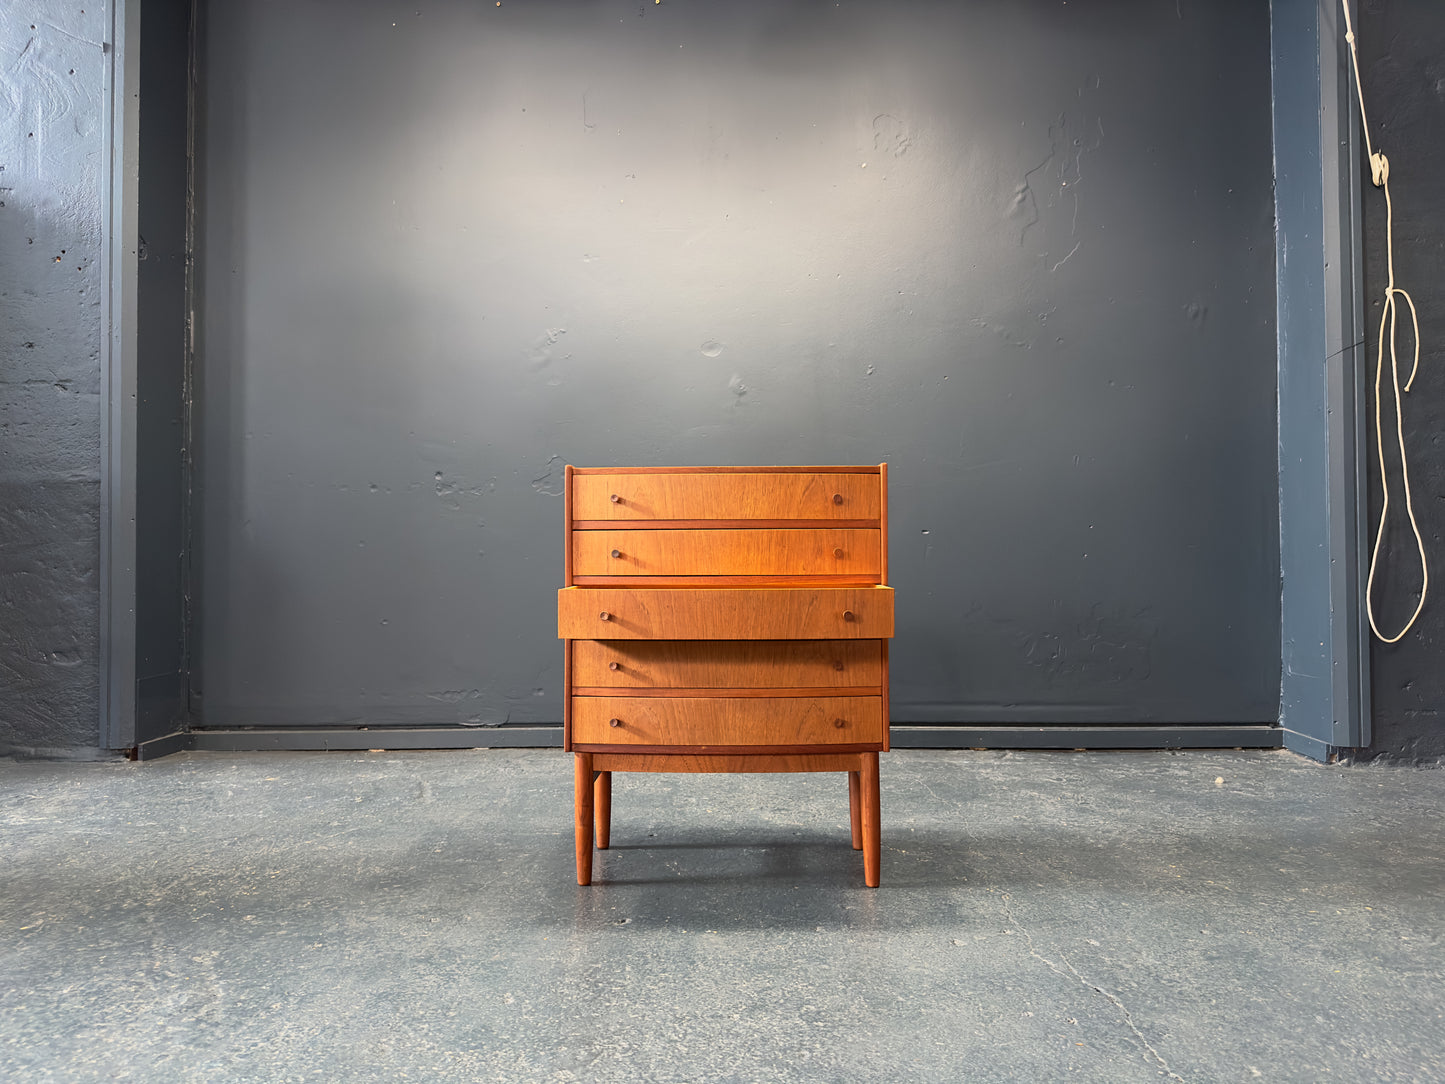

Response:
(594, 770), (612, 850)
(574, 753), (594, 885)
(848, 770), (862, 850)
(860, 752), (881, 887)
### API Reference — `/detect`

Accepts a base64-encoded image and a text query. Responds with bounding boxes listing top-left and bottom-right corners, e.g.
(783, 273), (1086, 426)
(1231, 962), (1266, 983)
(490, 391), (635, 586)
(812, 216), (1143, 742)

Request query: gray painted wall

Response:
(193, 0), (1280, 731)
(1271, 0), (1370, 761)
(1357, 0), (1445, 762)
(2, 0), (1433, 758)
(0, 6), (107, 755)
(135, 0), (192, 739)
(1272, 0), (1333, 752)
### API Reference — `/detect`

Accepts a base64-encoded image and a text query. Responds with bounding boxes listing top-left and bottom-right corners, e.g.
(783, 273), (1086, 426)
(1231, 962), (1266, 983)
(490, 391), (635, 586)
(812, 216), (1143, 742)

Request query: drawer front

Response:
(573, 472), (879, 522)
(572, 529), (880, 577)
(572, 639), (884, 688)
(572, 696), (884, 746)
(558, 586), (894, 640)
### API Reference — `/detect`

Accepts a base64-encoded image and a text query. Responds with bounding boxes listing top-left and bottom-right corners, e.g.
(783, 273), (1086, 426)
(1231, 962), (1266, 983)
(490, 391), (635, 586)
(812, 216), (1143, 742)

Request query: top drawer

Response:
(573, 471), (880, 523)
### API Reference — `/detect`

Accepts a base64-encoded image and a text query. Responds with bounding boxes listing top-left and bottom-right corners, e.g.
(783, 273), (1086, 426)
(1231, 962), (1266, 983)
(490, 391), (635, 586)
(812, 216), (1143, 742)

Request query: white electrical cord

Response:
(1341, 0), (1429, 643)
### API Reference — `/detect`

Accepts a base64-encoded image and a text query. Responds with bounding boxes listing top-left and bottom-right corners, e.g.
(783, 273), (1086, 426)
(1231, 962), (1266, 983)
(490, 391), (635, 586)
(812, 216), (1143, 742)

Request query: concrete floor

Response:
(2, 748), (1443, 1083)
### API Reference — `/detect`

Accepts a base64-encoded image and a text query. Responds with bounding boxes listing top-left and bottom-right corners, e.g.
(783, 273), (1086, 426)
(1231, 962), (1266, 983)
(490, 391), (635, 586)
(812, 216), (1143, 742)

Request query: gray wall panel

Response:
(136, 0), (192, 737)
(194, 0), (1279, 729)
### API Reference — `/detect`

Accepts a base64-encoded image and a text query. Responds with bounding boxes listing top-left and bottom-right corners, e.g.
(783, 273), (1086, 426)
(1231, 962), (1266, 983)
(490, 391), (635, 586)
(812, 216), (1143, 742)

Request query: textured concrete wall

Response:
(0, 7), (107, 754)
(1357, 0), (1445, 761)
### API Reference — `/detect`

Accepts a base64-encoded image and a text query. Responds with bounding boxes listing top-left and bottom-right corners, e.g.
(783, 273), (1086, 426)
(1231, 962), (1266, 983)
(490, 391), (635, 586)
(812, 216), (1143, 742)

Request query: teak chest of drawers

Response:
(557, 465), (894, 887)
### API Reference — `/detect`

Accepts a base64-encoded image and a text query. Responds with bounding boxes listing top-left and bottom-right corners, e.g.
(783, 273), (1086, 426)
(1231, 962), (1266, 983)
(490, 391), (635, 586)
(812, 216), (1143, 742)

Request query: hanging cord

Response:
(1341, 0), (1428, 643)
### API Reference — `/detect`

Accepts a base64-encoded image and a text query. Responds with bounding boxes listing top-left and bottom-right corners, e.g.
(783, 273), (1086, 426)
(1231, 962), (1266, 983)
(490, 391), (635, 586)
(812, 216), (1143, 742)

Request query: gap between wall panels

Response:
(180, 0), (201, 719)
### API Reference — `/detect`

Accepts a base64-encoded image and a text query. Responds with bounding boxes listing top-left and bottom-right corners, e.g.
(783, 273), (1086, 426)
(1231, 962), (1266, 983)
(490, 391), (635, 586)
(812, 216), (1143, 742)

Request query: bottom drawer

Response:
(572, 695), (884, 747)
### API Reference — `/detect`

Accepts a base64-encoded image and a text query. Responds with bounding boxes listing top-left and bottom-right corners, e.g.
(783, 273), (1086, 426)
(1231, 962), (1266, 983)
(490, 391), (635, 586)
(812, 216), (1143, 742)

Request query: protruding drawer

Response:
(572, 529), (880, 577)
(572, 639), (884, 688)
(557, 586), (894, 640)
(572, 696), (885, 747)
(572, 472), (880, 522)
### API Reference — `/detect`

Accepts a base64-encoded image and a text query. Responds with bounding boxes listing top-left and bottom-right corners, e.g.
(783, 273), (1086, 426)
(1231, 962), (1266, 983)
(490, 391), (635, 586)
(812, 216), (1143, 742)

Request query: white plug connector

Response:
(1369, 151), (1388, 187)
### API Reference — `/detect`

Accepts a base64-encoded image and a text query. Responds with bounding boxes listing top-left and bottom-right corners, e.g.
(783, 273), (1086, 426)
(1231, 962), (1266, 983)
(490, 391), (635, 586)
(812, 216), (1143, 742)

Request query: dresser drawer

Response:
(572, 529), (880, 577)
(572, 695), (884, 747)
(572, 472), (880, 522)
(572, 639), (883, 688)
(558, 586), (894, 640)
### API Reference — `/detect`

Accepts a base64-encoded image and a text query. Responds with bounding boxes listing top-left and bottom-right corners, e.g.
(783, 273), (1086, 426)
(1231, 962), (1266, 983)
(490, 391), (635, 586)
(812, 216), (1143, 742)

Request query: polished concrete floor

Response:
(2, 747), (1443, 1082)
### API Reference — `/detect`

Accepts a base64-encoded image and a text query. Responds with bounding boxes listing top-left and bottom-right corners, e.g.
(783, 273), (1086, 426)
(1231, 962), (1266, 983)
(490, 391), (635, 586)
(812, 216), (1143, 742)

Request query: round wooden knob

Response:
(843, 610), (856, 622)
(833, 660), (845, 671)
(610, 493), (622, 503)
(599, 611), (611, 621)
(832, 493), (844, 505)
(834, 718), (847, 729)
(833, 547), (844, 558)
(609, 718), (623, 728)
(611, 549), (623, 559)
(608, 661), (620, 671)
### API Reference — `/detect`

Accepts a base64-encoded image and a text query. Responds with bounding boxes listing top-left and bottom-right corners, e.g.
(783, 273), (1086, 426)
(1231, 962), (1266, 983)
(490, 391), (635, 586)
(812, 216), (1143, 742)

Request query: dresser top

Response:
(570, 465), (882, 475)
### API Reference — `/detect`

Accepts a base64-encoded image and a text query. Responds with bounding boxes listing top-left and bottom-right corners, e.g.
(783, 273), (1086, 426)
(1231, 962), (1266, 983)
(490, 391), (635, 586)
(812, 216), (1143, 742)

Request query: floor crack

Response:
(1049, 240), (1083, 273)
(999, 891), (1187, 1083)
(912, 774), (963, 813)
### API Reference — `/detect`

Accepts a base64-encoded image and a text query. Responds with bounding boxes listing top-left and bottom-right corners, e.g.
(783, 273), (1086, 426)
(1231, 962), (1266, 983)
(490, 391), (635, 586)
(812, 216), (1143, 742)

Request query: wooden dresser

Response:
(557, 465), (893, 887)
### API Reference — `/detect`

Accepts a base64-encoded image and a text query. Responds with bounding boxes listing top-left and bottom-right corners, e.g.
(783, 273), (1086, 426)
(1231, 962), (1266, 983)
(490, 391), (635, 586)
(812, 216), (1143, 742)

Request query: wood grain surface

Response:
(571, 519), (877, 531)
(574, 752), (593, 885)
(571, 466), (880, 475)
(557, 586), (895, 640)
(860, 751), (881, 886)
(590, 751), (869, 774)
(563, 464), (890, 887)
(593, 770), (611, 850)
(570, 575), (880, 587)
(573, 472), (880, 521)
(572, 695), (884, 746)
(571, 639), (884, 688)
(572, 528), (881, 577)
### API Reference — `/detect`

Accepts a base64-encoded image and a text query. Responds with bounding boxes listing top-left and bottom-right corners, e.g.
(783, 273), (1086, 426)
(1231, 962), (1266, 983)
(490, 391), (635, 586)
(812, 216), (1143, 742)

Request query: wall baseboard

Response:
(892, 725), (1282, 750)
(129, 723), (1283, 758)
